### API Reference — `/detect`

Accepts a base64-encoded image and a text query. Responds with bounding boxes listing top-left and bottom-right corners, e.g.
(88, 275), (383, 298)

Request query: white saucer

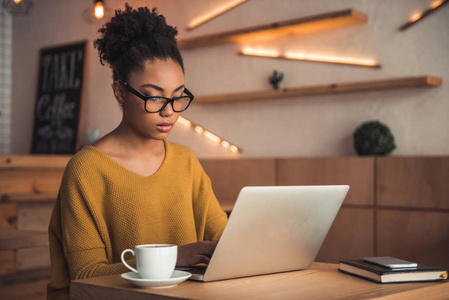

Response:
(121, 270), (192, 289)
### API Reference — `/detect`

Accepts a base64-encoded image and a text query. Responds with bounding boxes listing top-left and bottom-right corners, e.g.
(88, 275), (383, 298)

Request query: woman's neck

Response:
(94, 123), (165, 160)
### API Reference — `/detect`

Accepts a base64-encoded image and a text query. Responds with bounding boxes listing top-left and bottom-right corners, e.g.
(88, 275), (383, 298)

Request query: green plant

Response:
(353, 121), (396, 156)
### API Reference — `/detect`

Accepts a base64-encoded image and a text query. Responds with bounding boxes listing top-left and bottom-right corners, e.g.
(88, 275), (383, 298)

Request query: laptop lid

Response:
(201, 185), (349, 282)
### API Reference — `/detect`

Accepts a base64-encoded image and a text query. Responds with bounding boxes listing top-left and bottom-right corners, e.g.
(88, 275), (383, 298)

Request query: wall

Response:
(0, 5), (12, 154)
(11, 0), (449, 158)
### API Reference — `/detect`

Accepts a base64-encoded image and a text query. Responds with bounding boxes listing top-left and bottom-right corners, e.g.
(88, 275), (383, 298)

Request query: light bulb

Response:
(229, 145), (239, 153)
(177, 116), (192, 127)
(203, 131), (221, 144)
(3, 0), (34, 14)
(94, 1), (105, 20)
(194, 126), (204, 134)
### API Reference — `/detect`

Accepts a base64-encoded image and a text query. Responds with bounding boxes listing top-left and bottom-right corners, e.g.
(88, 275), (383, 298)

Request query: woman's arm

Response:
(51, 159), (134, 282)
(190, 153), (228, 241)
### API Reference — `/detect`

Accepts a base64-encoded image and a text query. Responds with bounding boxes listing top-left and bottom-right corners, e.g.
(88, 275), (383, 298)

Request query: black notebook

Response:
(339, 259), (448, 283)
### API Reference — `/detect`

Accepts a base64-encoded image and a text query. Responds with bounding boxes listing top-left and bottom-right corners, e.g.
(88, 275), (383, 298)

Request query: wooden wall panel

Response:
(315, 207), (374, 263)
(0, 155), (70, 169)
(17, 247), (51, 271)
(0, 229), (48, 251)
(0, 170), (64, 197)
(377, 157), (449, 209)
(377, 209), (449, 270)
(0, 250), (15, 275)
(0, 278), (48, 300)
(1, 155), (448, 282)
(0, 204), (17, 229)
(277, 157), (374, 205)
(0, 155), (65, 286)
(200, 159), (276, 211)
(17, 203), (54, 232)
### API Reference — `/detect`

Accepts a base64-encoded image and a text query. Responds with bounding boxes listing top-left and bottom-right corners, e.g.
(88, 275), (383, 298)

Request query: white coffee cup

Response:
(121, 244), (177, 280)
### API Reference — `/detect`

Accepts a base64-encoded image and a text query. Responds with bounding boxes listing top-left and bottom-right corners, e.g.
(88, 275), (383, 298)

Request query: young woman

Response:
(47, 4), (228, 297)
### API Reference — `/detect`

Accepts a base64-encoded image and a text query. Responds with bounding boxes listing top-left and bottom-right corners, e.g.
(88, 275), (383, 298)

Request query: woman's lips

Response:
(156, 123), (172, 132)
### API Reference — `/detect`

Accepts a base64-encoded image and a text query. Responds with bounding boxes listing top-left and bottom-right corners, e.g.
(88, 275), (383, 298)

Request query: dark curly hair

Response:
(93, 3), (184, 81)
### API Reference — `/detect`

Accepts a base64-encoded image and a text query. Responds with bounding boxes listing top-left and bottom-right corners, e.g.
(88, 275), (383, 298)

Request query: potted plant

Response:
(353, 121), (396, 156)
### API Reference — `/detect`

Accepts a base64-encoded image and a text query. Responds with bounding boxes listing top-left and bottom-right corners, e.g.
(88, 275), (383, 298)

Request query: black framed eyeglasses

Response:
(117, 80), (194, 113)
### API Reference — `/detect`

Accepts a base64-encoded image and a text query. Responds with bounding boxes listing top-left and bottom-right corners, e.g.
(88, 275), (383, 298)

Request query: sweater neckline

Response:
(83, 140), (169, 179)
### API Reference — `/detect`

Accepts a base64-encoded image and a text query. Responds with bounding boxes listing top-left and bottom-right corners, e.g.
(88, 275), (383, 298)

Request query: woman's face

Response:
(120, 58), (185, 141)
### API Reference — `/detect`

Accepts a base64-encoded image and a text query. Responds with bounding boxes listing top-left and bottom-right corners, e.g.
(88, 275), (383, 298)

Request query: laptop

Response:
(178, 185), (349, 282)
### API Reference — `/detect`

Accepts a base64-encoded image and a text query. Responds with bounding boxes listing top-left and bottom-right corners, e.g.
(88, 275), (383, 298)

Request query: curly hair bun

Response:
(94, 3), (183, 81)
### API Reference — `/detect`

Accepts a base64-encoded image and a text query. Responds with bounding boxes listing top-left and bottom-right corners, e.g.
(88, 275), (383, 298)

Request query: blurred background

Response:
(2, 0), (449, 158)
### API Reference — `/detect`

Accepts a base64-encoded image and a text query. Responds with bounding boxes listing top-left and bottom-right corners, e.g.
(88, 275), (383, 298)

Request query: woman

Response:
(47, 4), (228, 297)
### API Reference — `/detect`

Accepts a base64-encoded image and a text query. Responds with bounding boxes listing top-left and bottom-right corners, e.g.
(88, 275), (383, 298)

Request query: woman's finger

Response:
(196, 254), (211, 265)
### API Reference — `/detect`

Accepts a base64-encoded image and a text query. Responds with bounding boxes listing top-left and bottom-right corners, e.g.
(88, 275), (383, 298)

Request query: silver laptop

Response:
(179, 185), (349, 282)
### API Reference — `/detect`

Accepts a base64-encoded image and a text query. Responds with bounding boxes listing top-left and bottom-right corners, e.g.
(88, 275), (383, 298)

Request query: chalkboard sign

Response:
(31, 41), (87, 154)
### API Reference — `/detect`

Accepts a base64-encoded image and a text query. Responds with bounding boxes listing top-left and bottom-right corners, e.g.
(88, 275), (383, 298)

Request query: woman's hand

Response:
(176, 241), (217, 267)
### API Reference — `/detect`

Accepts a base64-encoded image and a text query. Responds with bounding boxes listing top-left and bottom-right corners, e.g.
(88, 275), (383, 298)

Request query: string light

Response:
(178, 116), (241, 153)
(177, 117), (192, 127)
(229, 145), (239, 153)
(240, 47), (380, 68)
(194, 126), (204, 134)
(188, 0), (248, 30)
(203, 131), (222, 144)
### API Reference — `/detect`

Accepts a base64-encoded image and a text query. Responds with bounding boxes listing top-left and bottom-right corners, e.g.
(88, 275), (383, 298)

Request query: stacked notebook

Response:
(339, 257), (448, 284)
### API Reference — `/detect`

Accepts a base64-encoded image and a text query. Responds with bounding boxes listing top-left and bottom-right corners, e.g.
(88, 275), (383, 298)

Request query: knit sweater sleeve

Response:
(58, 156), (133, 280)
(189, 151), (228, 242)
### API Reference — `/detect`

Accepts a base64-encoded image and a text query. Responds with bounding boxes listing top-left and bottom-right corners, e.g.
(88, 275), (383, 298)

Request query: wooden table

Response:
(70, 262), (449, 299)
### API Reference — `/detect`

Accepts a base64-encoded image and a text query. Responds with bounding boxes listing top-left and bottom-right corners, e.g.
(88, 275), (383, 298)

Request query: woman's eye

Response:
(148, 97), (165, 103)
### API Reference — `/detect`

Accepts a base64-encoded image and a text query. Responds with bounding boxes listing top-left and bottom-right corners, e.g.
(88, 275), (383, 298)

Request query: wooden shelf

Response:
(193, 76), (442, 104)
(178, 9), (367, 50)
(399, 0), (449, 31)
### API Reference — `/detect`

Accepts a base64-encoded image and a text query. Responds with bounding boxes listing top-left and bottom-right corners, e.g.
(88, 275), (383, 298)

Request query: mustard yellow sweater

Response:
(47, 141), (228, 291)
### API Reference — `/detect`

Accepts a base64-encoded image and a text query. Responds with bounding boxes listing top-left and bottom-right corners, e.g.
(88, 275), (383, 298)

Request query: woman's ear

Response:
(112, 81), (125, 105)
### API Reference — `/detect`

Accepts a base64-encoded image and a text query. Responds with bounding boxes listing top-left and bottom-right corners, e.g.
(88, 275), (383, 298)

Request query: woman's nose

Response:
(160, 101), (174, 117)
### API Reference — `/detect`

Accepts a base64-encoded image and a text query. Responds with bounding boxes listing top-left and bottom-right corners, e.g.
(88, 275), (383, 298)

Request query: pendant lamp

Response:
(2, 0), (34, 15)
(82, 0), (113, 24)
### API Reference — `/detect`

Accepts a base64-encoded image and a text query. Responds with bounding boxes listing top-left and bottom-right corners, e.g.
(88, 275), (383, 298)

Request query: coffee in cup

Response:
(121, 244), (177, 280)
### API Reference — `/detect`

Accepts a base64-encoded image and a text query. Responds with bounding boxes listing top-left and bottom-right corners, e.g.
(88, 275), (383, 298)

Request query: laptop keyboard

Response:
(179, 265), (207, 275)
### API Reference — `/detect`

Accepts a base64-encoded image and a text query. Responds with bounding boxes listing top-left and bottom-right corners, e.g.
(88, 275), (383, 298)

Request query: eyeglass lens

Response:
(145, 96), (191, 113)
